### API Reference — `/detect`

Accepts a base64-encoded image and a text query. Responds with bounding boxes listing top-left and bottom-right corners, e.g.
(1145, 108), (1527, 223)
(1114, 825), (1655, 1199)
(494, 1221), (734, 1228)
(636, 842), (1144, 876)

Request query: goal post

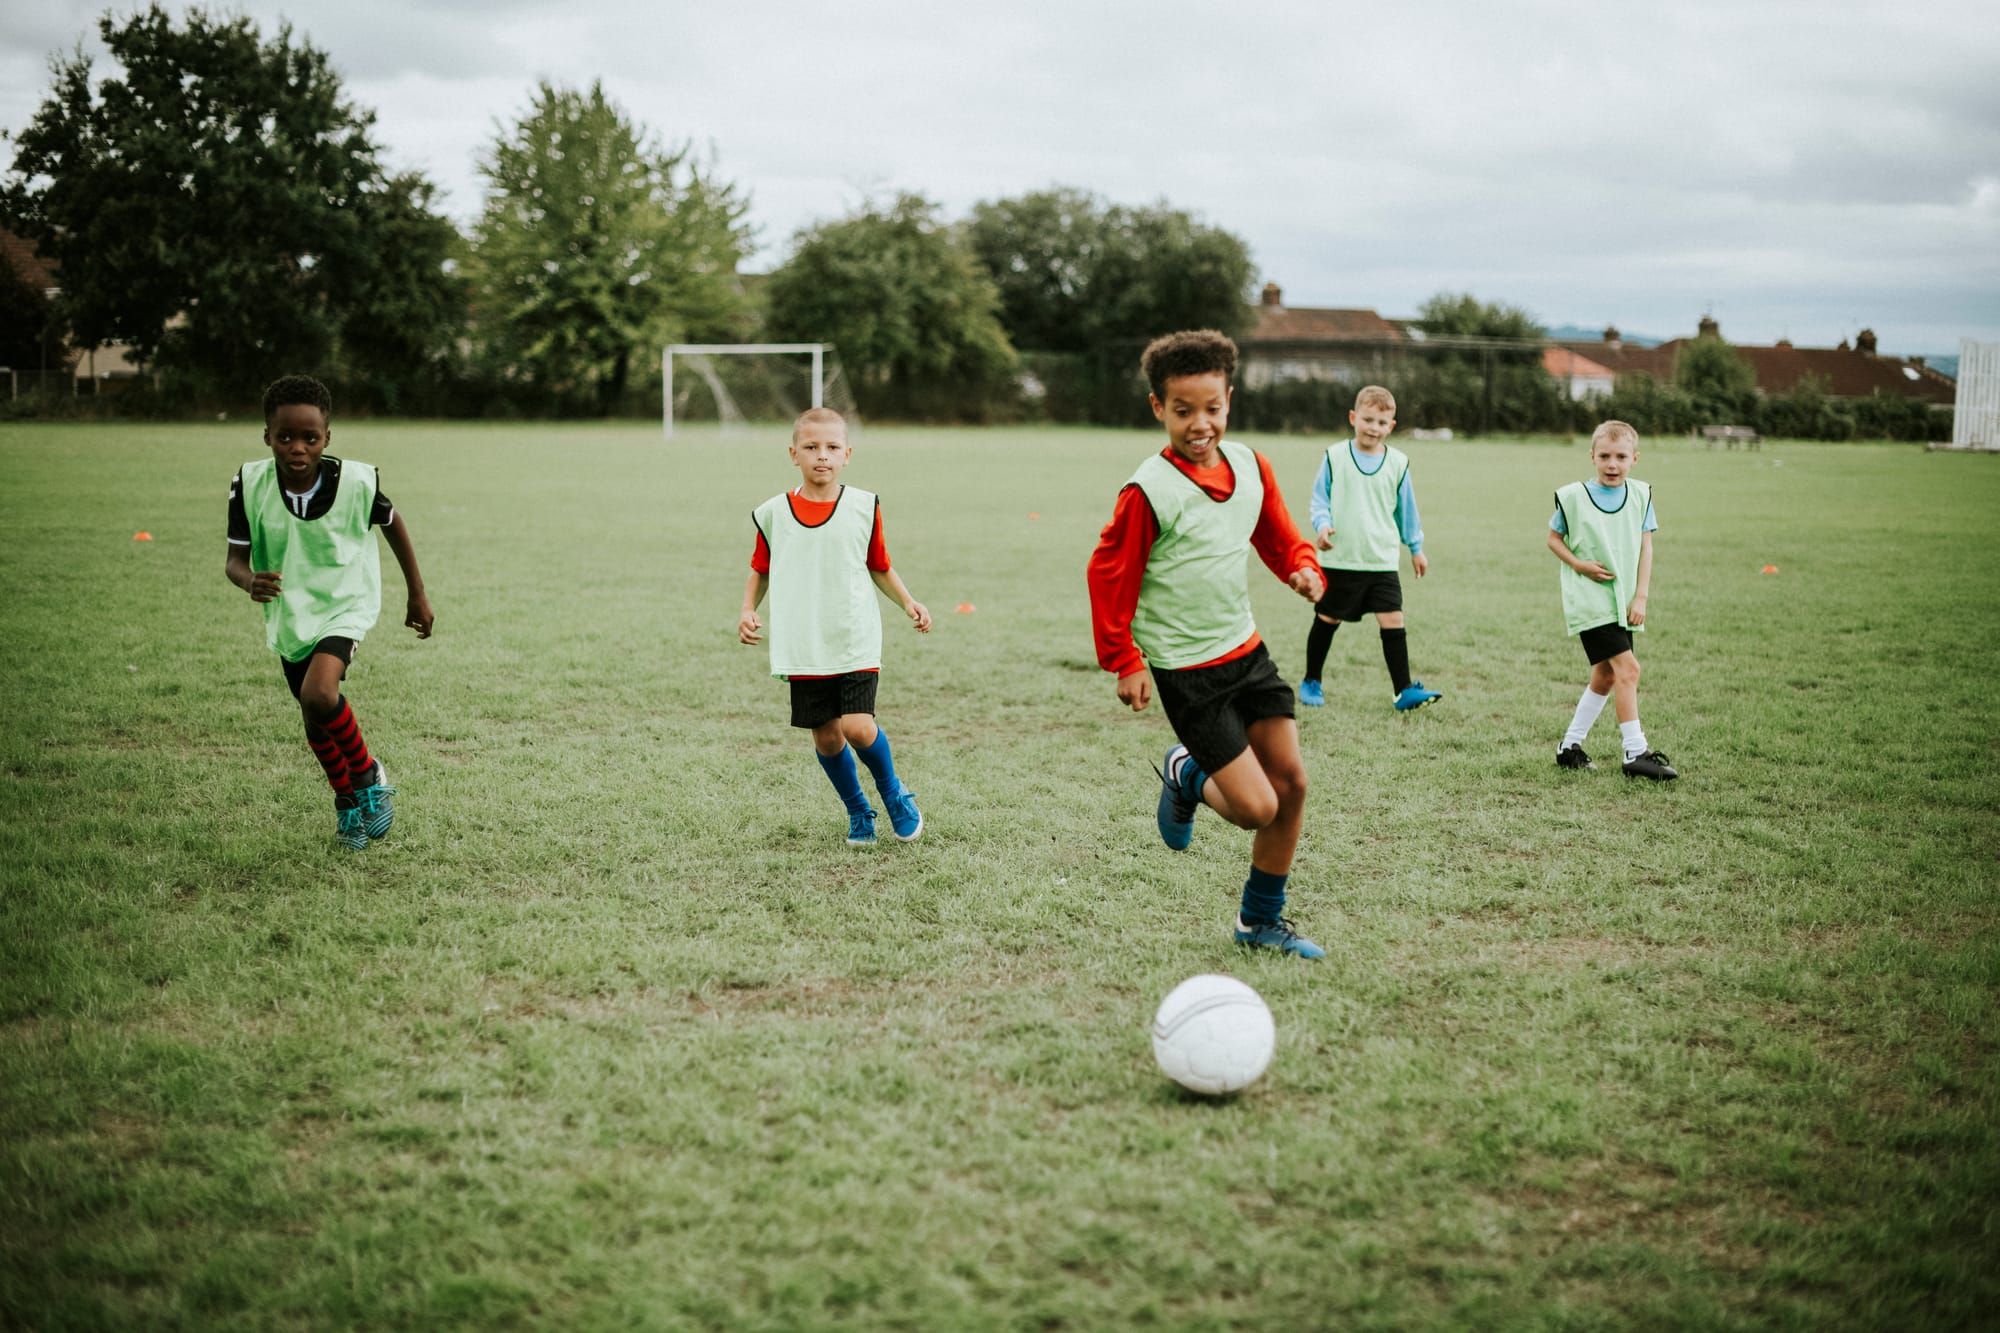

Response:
(663, 343), (829, 438)
(1951, 338), (1999, 451)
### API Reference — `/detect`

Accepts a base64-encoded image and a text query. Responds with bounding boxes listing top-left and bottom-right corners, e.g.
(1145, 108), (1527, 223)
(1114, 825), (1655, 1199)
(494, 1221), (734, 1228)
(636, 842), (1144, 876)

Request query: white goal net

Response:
(1952, 339), (1999, 451)
(663, 343), (860, 439)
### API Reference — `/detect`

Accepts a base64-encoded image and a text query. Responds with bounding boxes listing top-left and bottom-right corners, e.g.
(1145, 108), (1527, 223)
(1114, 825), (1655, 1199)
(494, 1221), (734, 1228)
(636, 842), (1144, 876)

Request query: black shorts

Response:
(281, 637), (356, 700)
(1151, 643), (1295, 775)
(789, 671), (879, 729)
(1315, 568), (1402, 621)
(1579, 623), (1634, 665)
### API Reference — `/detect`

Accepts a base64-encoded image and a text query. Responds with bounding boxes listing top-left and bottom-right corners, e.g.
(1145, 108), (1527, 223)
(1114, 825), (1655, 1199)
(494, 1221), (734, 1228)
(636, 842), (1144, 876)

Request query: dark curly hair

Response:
(1140, 330), (1238, 400)
(262, 374), (333, 423)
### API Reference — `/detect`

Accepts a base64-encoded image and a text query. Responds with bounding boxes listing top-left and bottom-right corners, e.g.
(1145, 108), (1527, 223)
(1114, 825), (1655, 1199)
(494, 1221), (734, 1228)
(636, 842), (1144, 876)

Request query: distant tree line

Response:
(0, 7), (1951, 439)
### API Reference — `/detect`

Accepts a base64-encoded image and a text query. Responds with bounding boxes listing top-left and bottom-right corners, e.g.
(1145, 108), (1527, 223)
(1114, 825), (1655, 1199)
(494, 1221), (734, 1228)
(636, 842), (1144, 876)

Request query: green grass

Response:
(2, 421), (1996, 1330)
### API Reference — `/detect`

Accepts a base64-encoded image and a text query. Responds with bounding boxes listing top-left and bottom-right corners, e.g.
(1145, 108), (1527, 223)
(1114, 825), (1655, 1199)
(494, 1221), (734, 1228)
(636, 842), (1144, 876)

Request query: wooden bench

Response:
(1697, 424), (1761, 450)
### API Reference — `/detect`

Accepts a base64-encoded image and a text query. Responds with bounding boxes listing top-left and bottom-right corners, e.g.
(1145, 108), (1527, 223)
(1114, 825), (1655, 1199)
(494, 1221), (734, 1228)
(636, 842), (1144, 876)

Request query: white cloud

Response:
(4, 0), (1997, 352)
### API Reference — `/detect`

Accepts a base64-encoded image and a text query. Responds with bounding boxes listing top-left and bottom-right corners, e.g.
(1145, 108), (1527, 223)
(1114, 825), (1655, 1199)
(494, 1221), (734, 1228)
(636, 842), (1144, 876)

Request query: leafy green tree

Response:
(765, 194), (1016, 420)
(463, 81), (750, 416)
(1, 5), (461, 399)
(1673, 333), (1758, 423)
(1410, 292), (1562, 432)
(965, 189), (1255, 351)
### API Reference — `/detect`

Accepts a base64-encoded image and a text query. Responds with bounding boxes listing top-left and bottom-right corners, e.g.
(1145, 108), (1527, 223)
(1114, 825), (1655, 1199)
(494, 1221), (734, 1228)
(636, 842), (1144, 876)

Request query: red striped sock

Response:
(323, 698), (375, 786)
(308, 732), (353, 795)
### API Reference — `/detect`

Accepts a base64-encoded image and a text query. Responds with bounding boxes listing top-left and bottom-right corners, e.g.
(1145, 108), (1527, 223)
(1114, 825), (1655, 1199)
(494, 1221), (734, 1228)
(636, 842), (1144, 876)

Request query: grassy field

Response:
(2, 420), (1996, 1331)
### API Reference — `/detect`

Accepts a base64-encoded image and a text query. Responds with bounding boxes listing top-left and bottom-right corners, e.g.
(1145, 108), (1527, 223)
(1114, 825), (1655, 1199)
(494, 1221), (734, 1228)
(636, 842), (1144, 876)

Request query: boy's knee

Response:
(1316, 613), (1338, 625)
(1615, 655), (1641, 684)
(810, 722), (845, 754)
(1236, 790), (1281, 829)
(298, 686), (340, 721)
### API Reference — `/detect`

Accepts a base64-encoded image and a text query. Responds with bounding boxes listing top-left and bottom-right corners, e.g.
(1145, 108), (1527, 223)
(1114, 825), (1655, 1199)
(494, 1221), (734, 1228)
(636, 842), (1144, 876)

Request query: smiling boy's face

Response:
(1151, 370), (1232, 467)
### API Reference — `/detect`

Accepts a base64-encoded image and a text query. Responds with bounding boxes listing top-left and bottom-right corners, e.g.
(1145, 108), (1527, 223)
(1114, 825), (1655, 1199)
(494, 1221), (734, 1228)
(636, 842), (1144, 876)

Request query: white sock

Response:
(1620, 719), (1648, 761)
(1561, 688), (1610, 752)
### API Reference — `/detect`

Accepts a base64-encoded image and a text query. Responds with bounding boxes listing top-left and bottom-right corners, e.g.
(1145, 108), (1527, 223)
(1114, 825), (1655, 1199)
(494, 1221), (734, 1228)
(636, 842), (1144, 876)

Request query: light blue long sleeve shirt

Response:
(1310, 441), (1424, 556)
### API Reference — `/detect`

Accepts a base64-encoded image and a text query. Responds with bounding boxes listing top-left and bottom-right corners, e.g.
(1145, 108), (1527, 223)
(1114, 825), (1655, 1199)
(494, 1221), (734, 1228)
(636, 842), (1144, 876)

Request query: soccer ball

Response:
(1151, 974), (1275, 1096)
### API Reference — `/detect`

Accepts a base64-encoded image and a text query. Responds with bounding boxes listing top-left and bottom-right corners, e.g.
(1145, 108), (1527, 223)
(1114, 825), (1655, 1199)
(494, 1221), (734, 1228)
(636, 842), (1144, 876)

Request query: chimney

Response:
(1697, 315), (1720, 339)
(1602, 325), (1621, 350)
(1837, 338), (1851, 351)
(1856, 328), (1877, 354)
(1910, 355), (1926, 368)
(1775, 338), (1792, 348)
(1261, 282), (1282, 308)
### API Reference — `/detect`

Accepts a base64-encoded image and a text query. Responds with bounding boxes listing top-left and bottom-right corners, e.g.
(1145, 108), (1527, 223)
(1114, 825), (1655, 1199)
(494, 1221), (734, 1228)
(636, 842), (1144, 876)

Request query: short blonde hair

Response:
(1591, 419), (1639, 450)
(792, 406), (847, 440)
(1354, 385), (1395, 414)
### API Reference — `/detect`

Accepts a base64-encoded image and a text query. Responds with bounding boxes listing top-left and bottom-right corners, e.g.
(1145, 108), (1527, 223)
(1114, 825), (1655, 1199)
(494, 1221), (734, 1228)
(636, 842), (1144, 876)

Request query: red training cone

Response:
(955, 603), (977, 614)
(1760, 564), (1779, 574)
(133, 531), (153, 541)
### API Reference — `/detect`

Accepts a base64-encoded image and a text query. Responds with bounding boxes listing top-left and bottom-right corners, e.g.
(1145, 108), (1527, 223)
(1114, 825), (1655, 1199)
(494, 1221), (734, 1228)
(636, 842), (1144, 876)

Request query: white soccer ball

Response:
(1151, 974), (1275, 1096)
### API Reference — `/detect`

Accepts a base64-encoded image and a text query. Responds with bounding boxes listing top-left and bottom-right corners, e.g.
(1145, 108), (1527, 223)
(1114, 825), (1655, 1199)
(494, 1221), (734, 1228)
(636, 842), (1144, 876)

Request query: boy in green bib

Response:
(739, 407), (931, 847)
(1298, 384), (1441, 712)
(226, 375), (435, 850)
(1547, 420), (1676, 780)
(1087, 331), (1329, 958)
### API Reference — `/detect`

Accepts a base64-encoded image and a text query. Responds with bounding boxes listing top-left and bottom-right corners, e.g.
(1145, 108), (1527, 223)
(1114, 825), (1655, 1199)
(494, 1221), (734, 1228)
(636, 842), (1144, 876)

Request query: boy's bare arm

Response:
(1628, 530), (1654, 625)
(738, 571), (769, 643)
(380, 513), (434, 638)
(226, 545), (281, 601)
(870, 568), (931, 632)
(1547, 528), (1613, 582)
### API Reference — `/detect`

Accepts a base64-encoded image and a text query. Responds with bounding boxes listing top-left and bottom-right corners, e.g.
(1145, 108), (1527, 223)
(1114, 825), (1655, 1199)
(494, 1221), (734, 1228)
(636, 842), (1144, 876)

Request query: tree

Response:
(1, 5), (461, 398)
(765, 194), (1016, 420)
(1410, 292), (1563, 432)
(463, 81), (751, 416)
(965, 188), (1255, 351)
(1673, 332), (1758, 423)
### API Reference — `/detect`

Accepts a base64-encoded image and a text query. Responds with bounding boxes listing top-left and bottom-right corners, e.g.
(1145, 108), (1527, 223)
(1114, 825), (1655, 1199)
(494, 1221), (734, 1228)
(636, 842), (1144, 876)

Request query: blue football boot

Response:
(1297, 679), (1325, 707)
(1154, 744), (1201, 851)
(1393, 681), (1443, 712)
(334, 793), (367, 852)
(883, 782), (923, 842)
(1234, 916), (1326, 959)
(354, 760), (395, 840)
(846, 802), (879, 847)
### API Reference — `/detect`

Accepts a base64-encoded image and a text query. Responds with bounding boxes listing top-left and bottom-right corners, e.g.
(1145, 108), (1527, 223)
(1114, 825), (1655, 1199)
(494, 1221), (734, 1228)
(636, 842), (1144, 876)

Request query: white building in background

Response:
(1542, 346), (1617, 399)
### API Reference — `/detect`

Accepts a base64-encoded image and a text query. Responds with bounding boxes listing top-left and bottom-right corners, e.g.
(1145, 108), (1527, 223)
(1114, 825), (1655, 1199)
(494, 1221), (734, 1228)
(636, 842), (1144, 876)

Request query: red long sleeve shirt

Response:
(1087, 446), (1317, 679)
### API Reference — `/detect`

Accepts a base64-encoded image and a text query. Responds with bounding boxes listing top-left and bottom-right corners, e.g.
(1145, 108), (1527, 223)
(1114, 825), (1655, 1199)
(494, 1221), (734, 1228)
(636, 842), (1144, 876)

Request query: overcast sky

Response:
(5, 1), (1997, 354)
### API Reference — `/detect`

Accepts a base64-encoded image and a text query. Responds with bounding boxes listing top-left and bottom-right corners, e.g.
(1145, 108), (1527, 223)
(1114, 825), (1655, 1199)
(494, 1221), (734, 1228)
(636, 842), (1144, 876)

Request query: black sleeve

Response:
(227, 469), (250, 544)
(370, 471), (395, 528)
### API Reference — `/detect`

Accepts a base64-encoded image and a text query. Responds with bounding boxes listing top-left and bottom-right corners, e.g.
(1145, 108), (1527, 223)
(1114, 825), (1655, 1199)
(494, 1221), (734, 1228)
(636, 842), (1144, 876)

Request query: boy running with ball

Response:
(1298, 385), (1441, 712)
(226, 374), (434, 851)
(1548, 420), (1677, 780)
(739, 408), (930, 846)
(1088, 331), (1329, 958)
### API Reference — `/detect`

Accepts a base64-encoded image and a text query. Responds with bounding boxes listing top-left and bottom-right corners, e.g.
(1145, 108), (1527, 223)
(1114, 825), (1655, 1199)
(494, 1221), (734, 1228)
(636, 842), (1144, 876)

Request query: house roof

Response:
(1551, 337), (1676, 380)
(1653, 339), (1955, 404)
(0, 227), (59, 292)
(1544, 347), (1615, 379)
(1245, 301), (1406, 344)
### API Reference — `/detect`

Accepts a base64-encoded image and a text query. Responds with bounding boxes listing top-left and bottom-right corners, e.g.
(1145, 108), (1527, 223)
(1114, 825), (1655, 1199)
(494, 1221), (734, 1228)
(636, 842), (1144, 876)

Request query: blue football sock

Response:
(855, 729), (901, 796)
(815, 745), (868, 810)
(1240, 867), (1288, 926)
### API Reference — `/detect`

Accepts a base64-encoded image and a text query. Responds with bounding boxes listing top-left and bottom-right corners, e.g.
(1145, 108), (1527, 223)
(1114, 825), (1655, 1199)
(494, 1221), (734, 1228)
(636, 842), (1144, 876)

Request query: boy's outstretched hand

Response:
(405, 593), (435, 639)
(1288, 566), (1326, 601)
(738, 609), (763, 644)
(904, 600), (932, 633)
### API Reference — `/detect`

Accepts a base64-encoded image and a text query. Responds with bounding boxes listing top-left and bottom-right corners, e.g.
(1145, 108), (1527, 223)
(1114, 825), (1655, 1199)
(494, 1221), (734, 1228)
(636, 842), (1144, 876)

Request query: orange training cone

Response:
(1760, 564), (1779, 574)
(1027, 512), (1040, 520)
(133, 531), (153, 541)
(955, 603), (977, 614)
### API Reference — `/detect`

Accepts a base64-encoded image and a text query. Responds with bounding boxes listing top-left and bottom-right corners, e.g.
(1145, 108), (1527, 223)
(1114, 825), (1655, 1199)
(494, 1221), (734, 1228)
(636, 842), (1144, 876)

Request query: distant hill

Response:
(1545, 323), (1663, 347)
